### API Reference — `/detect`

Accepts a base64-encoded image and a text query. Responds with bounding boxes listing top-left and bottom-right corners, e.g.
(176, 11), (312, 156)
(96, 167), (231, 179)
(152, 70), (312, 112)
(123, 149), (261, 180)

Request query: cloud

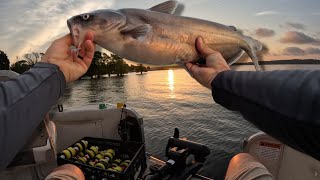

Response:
(255, 28), (275, 38)
(178, 0), (210, 6)
(255, 11), (280, 16)
(305, 47), (320, 54)
(281, 47), (320, 56)
(280, 31), (320, 45)
(0, 0), (114, 61)
(283, 47), (305, 56)
(283, 22), (306, 30)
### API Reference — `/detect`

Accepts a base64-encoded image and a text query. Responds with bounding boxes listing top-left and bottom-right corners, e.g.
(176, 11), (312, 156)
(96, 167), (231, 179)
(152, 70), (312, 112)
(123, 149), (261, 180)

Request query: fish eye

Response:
(82, 14), (90, 20)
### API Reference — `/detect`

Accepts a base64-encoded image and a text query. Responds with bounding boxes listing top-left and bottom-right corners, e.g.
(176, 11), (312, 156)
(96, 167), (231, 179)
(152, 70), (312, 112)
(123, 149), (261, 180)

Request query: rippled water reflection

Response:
(58, 64), (320, 179)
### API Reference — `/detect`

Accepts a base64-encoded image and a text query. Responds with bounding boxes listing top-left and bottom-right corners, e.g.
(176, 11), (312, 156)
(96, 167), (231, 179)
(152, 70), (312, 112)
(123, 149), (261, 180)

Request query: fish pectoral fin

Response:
(227, 50), (245, 65)
(120, 24), (152, 39)
(148, 0), (178, 14)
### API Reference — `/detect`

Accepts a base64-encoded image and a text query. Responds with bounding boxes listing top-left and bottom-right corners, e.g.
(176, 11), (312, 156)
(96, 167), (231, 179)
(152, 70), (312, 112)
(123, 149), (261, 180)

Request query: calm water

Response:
(58, 64), (320, 179)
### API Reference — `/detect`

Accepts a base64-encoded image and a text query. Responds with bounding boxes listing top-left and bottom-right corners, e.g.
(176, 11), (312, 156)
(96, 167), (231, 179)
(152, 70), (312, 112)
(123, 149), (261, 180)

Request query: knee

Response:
(45, 164), (85, 180)
(225, 153), (273, 180)
(229, 153), (257, 166)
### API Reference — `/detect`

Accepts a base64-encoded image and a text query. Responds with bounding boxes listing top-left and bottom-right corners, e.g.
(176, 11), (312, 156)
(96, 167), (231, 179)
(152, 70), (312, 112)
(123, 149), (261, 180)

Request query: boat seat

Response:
(243, 132), (320, 180)
(0, 118), (58, 180)
(7, 119), (56, 167)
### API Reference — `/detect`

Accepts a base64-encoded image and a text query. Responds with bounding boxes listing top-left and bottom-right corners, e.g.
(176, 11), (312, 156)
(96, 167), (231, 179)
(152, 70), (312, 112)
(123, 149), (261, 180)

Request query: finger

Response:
(57, 34), (73, 46)
(74, 56), (87, 68)
(196, 37), (217, 58)
(79, 43), (85, 57)
(206, 52), (225, 67)
(77, 54), (84, 60)
(73, 51), (88, 68)
(72, 51), (79, 62)
(79, 31), (94, 57)
(185, 63), (193, 71)
(82, 40), (95, 67)
(186, 62), (200, 76)
(78, 50), (85, 59)
(84, 31), (94, 42)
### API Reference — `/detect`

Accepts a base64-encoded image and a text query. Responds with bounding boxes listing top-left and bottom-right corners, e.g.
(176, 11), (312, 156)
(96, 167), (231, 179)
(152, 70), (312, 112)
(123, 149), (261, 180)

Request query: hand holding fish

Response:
(186, 37), (231, 89)
(41, 32), (95, 83)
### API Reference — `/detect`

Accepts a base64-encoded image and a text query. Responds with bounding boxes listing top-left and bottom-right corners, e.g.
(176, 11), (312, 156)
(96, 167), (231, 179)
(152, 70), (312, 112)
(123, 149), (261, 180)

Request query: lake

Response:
(57, 64), (320, 179)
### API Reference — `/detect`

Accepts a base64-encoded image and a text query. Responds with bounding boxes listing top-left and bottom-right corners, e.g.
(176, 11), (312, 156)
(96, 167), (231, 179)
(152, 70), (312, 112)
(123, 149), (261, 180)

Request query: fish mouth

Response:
(67, 19), (82, 50)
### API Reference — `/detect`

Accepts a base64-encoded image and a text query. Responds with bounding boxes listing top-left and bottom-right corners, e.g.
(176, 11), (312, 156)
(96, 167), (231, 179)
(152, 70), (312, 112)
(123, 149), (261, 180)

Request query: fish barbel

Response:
(67, 0), (262, 70)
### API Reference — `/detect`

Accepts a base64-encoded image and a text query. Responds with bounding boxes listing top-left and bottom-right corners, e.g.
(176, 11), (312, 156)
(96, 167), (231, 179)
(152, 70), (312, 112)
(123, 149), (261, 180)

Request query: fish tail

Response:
(247, 50), (262, 71)
(243, 36), (263, 71)
(245, 36), (263, 51)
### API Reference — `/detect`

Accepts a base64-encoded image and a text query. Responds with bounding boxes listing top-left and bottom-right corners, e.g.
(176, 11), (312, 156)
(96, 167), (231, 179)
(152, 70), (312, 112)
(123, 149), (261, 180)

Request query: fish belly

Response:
(116, 10), (249, 65)
(122, 32), (198, 65)
(121, 24), (244, 65)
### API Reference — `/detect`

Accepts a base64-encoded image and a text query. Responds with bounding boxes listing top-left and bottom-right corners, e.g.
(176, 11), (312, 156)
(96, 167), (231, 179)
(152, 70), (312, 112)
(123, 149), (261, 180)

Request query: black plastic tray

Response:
(57, 137), (146, 180)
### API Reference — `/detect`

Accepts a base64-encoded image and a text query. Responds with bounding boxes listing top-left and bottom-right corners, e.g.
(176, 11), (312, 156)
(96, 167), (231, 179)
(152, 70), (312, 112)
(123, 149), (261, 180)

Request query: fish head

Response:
(67, 10), (126, 49)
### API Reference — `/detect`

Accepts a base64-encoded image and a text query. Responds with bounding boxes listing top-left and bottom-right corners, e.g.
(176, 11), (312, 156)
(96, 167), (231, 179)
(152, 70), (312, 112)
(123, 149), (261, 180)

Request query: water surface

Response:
(58, 64), (320, 179)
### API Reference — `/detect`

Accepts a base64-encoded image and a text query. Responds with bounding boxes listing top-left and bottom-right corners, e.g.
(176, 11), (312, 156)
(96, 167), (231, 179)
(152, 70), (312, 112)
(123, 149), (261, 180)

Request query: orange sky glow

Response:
(0, 0), (319, 64)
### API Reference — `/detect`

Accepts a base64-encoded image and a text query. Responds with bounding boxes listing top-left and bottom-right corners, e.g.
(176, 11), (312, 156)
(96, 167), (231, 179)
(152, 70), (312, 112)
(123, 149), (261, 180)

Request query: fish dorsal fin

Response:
(229, 26), (237, 31)
(149, 0), (178, 14)
(121, 24), (152, 39)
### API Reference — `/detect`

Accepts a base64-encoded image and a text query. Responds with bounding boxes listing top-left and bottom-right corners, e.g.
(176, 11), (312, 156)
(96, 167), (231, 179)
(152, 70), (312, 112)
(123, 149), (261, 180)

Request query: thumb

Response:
(196, 37), (216, 58)
(82, 39), (95, 68)
(56, 34), (73, 46)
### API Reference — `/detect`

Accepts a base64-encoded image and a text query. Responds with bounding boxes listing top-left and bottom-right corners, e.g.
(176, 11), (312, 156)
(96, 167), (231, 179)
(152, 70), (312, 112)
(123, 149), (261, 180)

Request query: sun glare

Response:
(167, 70), (175, 98)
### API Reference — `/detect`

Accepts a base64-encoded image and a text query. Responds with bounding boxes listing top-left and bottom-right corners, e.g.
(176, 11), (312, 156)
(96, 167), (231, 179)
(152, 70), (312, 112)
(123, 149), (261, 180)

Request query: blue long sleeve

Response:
(0, 62), (66, 170)
(212, 70), (320, 161)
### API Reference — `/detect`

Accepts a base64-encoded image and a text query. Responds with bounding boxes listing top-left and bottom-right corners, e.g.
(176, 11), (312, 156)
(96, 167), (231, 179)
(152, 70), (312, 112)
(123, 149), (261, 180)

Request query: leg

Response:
(225, 153), (273, 180)
(45, 164), (85, 180)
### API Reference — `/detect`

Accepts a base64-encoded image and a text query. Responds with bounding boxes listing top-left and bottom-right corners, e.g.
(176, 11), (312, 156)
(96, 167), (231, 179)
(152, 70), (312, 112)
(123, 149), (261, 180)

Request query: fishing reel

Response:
(147, 128), (211, 180)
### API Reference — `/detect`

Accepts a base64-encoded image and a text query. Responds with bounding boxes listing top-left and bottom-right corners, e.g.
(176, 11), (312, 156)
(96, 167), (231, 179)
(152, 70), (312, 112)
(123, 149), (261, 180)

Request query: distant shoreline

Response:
(147, 59), (320, 71)
(233, 59), (320, 65)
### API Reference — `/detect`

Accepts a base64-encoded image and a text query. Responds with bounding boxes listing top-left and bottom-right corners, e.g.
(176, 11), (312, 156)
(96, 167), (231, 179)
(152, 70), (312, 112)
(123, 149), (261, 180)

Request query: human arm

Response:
(187, 37), (320, 161)
(0, 32), (95, 170)
(0, 63), (66, 169)
(212, 69), (320, 161)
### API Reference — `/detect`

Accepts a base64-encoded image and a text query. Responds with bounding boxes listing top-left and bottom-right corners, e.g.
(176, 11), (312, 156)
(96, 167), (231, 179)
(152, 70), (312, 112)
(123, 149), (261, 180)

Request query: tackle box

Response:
(57, 137), (146, 180)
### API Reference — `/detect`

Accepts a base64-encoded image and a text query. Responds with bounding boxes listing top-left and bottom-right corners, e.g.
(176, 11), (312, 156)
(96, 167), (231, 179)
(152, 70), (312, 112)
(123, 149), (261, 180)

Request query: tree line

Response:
(0, 51), (42, 74)
(0, 50), (150, 77)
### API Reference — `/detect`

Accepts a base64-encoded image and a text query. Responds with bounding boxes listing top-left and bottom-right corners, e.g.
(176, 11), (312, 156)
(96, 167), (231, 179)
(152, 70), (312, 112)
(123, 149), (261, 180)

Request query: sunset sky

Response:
(1, 0), (320, 63)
